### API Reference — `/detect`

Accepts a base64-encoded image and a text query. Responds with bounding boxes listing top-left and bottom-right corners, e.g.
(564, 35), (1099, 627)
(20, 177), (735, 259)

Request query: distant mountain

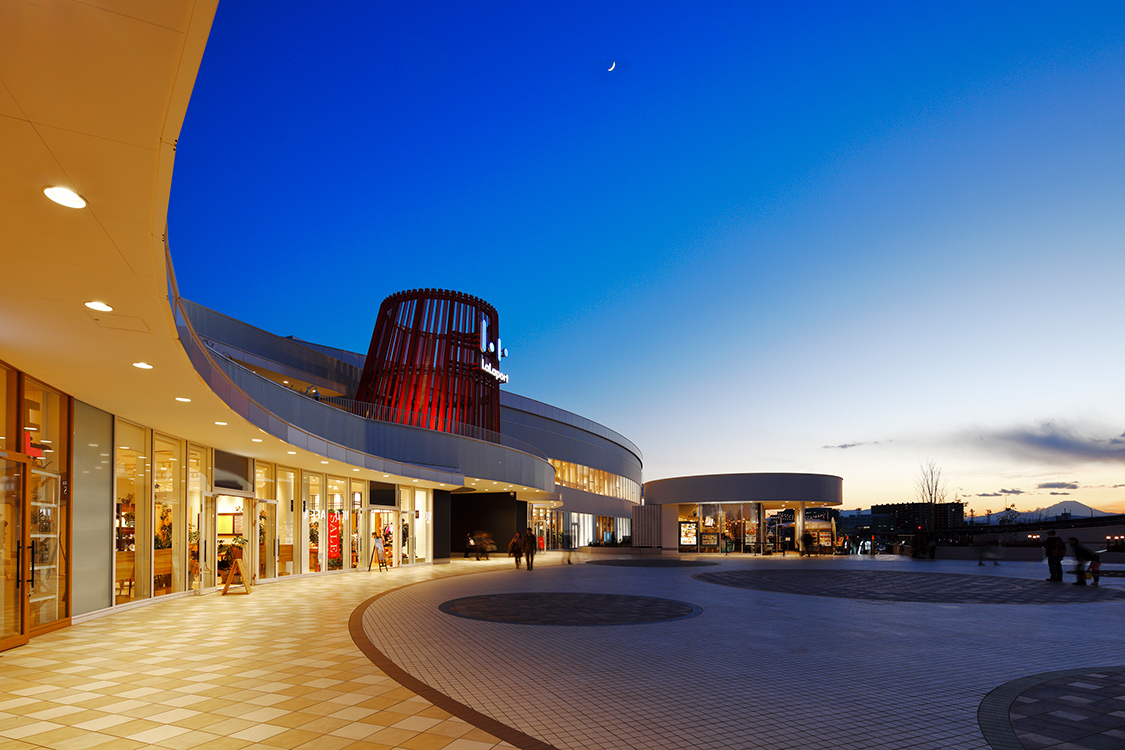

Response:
(1013, 500), (1114, 523)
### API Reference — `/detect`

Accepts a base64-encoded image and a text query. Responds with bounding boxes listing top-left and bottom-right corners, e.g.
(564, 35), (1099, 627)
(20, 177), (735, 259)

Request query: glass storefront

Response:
(304, 473), (324, 572)
(115, 420), (149, 603)
(153, 434), (184, 596)
(548, 458), (641, 504)
(277, 468), (296, 575)
(326, 476), (346, 571)
(677, 503), (800, 553)
(397, 487), (430, 565)
(350, 479), (366, 569)
(187, 445), (212, 590)
(255, 461), (277, 581)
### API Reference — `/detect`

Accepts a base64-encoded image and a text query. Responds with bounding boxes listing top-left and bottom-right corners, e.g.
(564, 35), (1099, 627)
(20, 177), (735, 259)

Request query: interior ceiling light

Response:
(175, 397), (191, 402)
(44, 186), (86, 209)
(132, 362), (153, 369)
(84, 300), (112, 312)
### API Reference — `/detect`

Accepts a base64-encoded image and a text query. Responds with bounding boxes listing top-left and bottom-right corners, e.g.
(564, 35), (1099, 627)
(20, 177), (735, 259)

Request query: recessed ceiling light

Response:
(214, 421), (227, 426)
(84, 301), (112, 312)
(383, 474), (389, 478)
(352, 468), (360, 472)
(251, 438), (262, 443)
(413, 479), (418, 483)
(175, 397), (191, 402)
(44, 186), (86, 208)
(320, 460), (329, 464)
(132, 362), (153, 369)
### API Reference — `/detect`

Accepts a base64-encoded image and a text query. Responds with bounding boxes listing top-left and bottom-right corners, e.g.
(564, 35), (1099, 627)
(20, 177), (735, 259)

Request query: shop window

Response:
(115, 420), (150, 603)
(0, 364), (15, 452)
(187, 446), (211, 590)
(326, 476), (346, 571)
(153, 434), (184, 596)
(304, 473), (323, 572)
(277, 468), (296, 575)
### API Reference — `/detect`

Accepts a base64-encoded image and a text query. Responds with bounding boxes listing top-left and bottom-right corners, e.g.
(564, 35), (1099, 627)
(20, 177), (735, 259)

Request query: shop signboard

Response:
(679, 521), (697, 546)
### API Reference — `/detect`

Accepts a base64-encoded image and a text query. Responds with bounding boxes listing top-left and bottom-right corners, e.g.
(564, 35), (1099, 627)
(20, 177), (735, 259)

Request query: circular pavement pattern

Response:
(438, 592), (702, 626)
(694, 569), (1125, 604)
(978, 667), (1125, 750)
(585, 559), (719, 568)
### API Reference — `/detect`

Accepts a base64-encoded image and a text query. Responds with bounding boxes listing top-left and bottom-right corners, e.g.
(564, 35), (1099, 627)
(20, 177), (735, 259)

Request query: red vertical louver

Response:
(355, 289), (503, 435)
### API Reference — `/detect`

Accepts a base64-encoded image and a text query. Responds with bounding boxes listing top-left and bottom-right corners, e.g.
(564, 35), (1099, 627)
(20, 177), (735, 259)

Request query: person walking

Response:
(1068, 537), (1094, 586)
(522, 527), (537, 571)
(562, 529), (575, 565)
(508, 531), (523, 569)
(1043, 530), (1065, 582)
(463, 532), (476, 559)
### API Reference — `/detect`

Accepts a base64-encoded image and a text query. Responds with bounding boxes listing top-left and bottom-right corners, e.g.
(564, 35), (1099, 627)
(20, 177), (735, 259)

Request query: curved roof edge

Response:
(500, 391), (642, 465)
(644, 472), (843, 506)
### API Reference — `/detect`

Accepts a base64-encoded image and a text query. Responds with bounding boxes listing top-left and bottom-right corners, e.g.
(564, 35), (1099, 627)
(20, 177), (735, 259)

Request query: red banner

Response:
(327, 512), (341, 559)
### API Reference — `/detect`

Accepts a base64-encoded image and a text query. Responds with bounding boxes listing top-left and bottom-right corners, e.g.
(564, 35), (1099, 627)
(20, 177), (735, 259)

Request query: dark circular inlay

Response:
(978, 667), (1125, 750)
(694, 569), (1125, 604)
(439, 592), (702, 625)
(585, 559), (719, 568)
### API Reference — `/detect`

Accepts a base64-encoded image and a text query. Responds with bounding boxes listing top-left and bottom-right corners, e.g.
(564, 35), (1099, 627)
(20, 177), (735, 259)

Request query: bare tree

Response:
(915, 460), (947, 531)
(916, 460), (947, 504)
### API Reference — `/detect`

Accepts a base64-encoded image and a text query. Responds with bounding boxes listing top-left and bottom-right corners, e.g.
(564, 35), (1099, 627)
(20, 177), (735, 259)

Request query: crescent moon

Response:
(608, 61), (615, 71)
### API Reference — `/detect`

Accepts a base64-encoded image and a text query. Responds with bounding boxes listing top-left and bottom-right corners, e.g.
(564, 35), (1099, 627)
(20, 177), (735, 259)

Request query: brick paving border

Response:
(978, 667), (1125, 750)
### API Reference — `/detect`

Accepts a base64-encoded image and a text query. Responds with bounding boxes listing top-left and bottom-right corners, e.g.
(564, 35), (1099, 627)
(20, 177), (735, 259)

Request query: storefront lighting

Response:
(84, 300), (113, 312)
(132, 362), (153, 369)
(175, 397), (191, 402)
(44, 186), (87, 208)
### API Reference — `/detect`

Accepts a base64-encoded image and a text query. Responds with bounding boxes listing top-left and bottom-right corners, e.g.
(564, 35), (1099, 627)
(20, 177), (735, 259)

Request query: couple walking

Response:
(508, 527), (538, 570)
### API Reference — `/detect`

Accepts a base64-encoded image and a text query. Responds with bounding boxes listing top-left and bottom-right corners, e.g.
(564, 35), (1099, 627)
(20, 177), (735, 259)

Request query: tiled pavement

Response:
(3, 553), (1124, 750)
(359, 554), (1125, 750)
(0, 563), (516, 750)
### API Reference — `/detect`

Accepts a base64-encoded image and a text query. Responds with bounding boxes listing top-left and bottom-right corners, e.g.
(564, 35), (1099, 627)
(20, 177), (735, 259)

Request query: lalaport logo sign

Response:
(479, 314), (509, 383)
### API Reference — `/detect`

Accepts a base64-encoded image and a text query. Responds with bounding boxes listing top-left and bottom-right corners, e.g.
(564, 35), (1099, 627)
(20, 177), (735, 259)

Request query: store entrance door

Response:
(1, 459), (28, 652)
(367, 509), (396, 569)
(257, 501), (277, 582)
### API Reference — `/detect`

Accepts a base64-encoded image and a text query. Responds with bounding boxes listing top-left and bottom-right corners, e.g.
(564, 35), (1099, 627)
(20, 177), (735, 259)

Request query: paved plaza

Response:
(1, 553), (1123, 749)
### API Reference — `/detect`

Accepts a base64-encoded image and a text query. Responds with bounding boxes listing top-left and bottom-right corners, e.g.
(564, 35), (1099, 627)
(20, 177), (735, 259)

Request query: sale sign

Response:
(327, 512), (341, 560)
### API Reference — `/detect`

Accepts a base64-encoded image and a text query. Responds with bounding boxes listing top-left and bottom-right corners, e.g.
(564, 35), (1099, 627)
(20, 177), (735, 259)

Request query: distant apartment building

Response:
(871, 502), (965, 531)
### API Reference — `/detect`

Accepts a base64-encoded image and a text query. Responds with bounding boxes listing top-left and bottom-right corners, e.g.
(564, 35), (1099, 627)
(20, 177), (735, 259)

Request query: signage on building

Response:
(479, 312), (510, 383)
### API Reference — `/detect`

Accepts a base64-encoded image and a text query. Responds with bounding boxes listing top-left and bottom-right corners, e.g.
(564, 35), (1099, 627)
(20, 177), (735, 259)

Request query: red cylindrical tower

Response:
(355, 289), (506, 435)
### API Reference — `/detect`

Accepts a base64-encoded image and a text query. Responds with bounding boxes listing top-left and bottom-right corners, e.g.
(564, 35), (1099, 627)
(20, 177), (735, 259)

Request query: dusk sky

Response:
(169, 2), (1125, 514)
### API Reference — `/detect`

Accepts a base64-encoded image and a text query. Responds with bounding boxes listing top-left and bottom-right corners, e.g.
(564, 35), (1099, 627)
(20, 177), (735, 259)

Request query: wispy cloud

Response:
(1037, 481), (1079, 490)
(822, 441), (880, 450)
(981, 422), (1125, 463)
(976, 488), (1025, 498)
(1049, 491), (1070, 496)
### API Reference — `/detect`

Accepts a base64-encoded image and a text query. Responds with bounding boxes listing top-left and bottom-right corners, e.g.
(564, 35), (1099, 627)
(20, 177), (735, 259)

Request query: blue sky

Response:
(170, 1), (1125, 512)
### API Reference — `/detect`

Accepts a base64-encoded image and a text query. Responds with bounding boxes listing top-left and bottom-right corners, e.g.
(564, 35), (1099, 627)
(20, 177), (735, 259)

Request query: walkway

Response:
(1, 553), (1122, 749)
